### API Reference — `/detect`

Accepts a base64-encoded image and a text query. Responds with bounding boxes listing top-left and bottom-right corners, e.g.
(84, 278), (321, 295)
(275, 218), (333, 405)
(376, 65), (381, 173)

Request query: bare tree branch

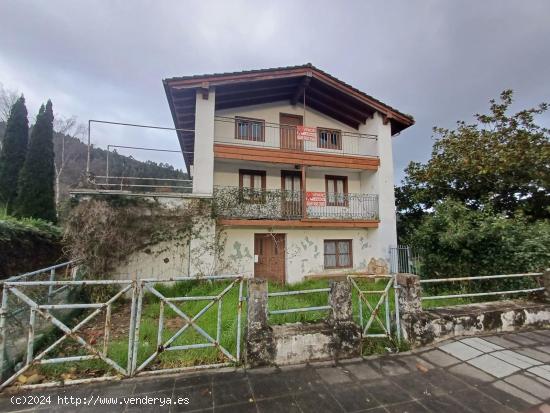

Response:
(0, 83), (19, 123)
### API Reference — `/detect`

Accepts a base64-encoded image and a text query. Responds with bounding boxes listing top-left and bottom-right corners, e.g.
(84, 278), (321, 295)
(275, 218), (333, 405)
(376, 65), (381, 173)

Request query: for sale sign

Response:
(306, 191), (326, 206)
(296, 126), (316, 141)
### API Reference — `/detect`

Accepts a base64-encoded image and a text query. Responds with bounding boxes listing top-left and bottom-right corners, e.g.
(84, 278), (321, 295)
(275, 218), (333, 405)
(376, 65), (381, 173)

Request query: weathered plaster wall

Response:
(221, 227), (373, 283)
(111, 240), (190, 280)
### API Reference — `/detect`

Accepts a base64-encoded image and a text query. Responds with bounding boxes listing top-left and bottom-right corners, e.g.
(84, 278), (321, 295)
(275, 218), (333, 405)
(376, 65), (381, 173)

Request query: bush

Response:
(0, 212), (63, 278)
(410, 200), (550, 280)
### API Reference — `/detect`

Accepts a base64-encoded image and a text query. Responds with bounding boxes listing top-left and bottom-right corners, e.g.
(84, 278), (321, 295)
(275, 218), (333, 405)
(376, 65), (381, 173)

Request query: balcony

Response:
(213, 116), (378, 158)
(213, 186), (379, 221)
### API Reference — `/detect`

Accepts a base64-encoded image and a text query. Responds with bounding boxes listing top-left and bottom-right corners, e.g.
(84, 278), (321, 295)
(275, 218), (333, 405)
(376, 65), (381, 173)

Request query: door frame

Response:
(279, 113), (303, 151)
(253, 233), (286, 284)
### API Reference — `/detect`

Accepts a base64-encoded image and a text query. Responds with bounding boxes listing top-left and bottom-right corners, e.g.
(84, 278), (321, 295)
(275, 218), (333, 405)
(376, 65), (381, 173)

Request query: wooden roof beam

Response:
(306, 96), (362, 128)
(291, 76), (311, 105)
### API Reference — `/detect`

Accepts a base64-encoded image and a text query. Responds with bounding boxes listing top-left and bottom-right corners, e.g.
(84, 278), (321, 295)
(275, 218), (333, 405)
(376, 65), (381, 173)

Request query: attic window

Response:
(235, 117), (265, 142)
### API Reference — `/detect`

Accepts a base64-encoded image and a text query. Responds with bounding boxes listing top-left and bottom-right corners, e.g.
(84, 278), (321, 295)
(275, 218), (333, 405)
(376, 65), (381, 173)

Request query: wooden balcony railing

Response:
(213, 186), (379, 221)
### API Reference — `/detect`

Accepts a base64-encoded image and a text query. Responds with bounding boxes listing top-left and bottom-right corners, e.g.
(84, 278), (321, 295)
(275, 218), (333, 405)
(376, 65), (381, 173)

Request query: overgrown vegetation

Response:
(397, 90), (550, 285)
(63, 196), (227, 282)
(0, 211), (62, 278)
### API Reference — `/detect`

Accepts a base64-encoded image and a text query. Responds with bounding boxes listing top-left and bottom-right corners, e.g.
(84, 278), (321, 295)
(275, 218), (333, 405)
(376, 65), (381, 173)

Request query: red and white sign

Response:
(306, 191), (326, 206)
(296, 126), (316, 141)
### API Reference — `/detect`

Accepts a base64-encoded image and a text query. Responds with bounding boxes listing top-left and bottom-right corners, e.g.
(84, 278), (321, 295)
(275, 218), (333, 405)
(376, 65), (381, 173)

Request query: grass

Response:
(33, 277), (406, 380)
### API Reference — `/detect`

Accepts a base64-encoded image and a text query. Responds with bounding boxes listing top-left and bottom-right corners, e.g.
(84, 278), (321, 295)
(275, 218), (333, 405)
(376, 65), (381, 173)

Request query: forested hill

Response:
(0, 121), (189, 201)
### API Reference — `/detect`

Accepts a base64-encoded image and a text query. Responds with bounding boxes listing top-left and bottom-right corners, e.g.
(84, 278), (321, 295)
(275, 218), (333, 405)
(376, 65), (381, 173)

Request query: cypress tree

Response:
(0, 96), (29, 213)
(14, 100), (56, 222)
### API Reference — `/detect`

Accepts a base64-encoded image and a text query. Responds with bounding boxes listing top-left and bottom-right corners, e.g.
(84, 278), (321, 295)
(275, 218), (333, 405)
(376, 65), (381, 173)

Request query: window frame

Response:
(317, 128), (342, 150)
(239, 169), (266, 203)
(323, 239), (353, 269)
(325, 175), (349, 207)
(235, 116), (265, 142)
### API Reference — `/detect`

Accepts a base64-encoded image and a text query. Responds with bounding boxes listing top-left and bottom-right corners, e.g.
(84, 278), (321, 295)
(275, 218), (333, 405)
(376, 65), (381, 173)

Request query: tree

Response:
(14, 100), (56, 222)
(409, 200), (550, 280)
(53, 116), (85, 209)
(0, 96), (29, 212)
(397, 90), (550, 242)
(0, 83), (19, 123)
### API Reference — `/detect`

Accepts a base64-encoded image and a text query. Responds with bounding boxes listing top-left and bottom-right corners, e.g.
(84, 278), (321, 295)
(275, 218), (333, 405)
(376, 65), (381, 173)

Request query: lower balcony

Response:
(213, 186), (379, 222)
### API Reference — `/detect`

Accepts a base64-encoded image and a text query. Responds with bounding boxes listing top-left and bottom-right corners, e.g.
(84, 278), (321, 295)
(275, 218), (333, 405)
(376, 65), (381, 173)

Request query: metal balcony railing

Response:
(213, 116), (378, 158)
(213, 186), (379, 220)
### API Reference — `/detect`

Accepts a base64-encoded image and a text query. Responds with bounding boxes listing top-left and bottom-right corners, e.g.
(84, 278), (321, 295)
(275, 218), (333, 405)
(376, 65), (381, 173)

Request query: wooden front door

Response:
(280, 113), (303, 151)
(281, 170), (302, 218)
(254, 234), (285, 283)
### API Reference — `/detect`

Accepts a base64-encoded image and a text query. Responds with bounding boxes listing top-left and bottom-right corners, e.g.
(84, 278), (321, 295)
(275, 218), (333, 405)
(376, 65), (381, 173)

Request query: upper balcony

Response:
(213, 116), (380, 170)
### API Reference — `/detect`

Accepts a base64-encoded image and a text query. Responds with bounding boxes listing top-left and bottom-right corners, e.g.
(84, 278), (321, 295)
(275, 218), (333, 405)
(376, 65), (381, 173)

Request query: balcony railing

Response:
(213, 116), (378, 158)
(213, 186), (378, 221)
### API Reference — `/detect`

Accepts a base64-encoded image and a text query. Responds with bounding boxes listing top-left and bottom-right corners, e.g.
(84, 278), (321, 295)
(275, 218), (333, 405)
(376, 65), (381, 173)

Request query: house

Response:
(163, 64), (414, 283)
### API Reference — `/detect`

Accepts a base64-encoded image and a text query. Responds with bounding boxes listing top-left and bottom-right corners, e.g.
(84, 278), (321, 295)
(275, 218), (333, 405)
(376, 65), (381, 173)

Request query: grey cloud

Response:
(1, 0), (549, 181)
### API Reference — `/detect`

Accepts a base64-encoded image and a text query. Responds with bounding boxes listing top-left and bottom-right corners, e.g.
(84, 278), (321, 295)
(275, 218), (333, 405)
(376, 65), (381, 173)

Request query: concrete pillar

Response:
(192, 88), (215, 195)
(245, 279), (275, 366)
(327, 280), (353, 324)
(395, 273), (423, 343)
(326, 280), (361, 359)
(395, 273), (422, 315)
(358, 113), (398, 267)
(540, 269), (550, 300)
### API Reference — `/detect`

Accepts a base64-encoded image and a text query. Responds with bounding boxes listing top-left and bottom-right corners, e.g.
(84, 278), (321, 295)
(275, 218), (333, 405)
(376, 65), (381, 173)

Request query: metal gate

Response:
(348, 275), (401, 342)
(131, 275), (244, 376)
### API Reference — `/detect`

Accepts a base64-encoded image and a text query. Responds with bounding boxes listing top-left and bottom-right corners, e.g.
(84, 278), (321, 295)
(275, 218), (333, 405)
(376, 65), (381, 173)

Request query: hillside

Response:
(0, 121), (189, 202)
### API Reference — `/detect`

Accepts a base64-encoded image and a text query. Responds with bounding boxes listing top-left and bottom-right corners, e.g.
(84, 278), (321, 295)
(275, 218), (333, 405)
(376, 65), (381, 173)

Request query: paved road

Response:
(1, 329), (549, 412)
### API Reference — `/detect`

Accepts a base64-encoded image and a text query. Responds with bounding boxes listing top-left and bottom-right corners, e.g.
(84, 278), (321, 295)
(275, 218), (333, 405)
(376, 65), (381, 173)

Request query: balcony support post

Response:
(301, 165), (307, 219)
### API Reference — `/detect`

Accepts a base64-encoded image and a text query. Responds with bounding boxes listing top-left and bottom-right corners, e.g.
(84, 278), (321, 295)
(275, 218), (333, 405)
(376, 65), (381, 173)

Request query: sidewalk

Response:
(1, 329), (549, 412)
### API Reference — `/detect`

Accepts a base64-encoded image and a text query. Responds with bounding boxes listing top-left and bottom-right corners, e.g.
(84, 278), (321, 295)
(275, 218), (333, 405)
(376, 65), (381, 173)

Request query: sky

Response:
(0, 0), (549, 183)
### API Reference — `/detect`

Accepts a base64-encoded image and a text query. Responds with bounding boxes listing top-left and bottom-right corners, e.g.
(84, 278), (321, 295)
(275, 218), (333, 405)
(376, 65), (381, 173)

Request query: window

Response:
(235, 117), (265, 141)
(239, 169), (266, 202)
(325, 175), (348, 206)
(324, 240), (353, 269)
(318, 128), (341, 150)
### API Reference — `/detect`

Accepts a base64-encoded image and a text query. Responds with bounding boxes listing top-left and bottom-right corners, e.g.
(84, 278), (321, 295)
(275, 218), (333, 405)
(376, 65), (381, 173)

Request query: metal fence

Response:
(267, 285), (331, 320)
(0, 275), (246, 390)
(213, 186), (379, 221)
(420, 273), (545, 303)
(390, 245), (420, 275)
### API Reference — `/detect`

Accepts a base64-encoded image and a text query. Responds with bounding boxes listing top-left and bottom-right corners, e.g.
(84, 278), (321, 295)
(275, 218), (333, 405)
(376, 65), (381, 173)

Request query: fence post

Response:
(246, 279), (275, 367)
(541, 269), (550, 300)
(395, 273), (423, 342)
(327, 280), (361, 359)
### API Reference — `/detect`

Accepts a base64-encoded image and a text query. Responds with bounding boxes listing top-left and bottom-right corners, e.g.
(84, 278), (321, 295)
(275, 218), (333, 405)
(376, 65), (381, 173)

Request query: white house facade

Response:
(163, 64), (414, 283)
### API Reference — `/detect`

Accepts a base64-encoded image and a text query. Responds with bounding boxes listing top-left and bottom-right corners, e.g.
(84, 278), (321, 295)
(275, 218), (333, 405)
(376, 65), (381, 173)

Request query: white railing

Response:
(214, 116), (378, 158)
(420, 273), (545, 302)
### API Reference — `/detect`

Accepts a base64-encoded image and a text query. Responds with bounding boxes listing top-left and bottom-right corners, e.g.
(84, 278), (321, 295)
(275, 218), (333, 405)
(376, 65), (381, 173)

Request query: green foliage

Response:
(409, 200), (550, 280)
(14, 100), (56, 222)
(397, 90), (550, 243)
(0, 96), (28, 213)
(0, 210), (61, 241)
